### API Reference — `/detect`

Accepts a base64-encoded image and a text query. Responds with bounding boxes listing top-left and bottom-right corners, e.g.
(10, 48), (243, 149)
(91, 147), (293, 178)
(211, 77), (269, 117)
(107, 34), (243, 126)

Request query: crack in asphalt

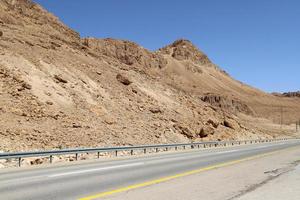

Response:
(227, 160), (300, 200)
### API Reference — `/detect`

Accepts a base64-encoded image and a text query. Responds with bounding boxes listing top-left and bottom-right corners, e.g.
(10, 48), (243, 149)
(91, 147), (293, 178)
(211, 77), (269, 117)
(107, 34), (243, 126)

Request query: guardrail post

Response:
(183, 145), (186, 150)
(97, 152), (100, 159)
(166, 147), (168, 151)
(50, 155), (53, 164)
(75, 153), (78, 161)
(175, 146), (178, 151)
(18, 157), (21, 167)
(197, 144), (200, 148)
(144, 148), (146, 154)
(131, 150), (133, 155)
(115, 151), (118, 157)
(156, 148), (158, 153)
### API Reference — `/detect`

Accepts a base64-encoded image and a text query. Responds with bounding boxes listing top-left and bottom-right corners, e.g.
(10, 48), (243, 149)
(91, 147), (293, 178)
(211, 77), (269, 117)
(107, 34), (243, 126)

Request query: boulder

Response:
(46, 101), (53, 105)
(31, 158), (43, 165)
(199, 126), (215, 138)
(72, 123), (82, 128)
(206, 119), (219, 128)
(116, 74), (132, 85)
(149, 107), (162, 114)
(224, 119), (240, 130)
(24, 157), (44, 165)
(22, 82), (32, 90)
(174, 124), (194, 139)
(54, 74), (68, 83)
(104, 117), (115, 125)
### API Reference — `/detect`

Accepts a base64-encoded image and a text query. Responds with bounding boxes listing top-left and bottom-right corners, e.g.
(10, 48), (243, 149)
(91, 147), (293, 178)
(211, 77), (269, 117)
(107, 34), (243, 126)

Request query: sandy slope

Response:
(0, 0), (299, 152)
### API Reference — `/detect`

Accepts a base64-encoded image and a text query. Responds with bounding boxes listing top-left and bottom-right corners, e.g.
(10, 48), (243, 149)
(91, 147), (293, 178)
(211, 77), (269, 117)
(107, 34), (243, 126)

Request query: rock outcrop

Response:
(83, 38), (167, 69)
(159, 39), (212, 65)
(273, 91), (300, 98)
(201, 93), (255, 115)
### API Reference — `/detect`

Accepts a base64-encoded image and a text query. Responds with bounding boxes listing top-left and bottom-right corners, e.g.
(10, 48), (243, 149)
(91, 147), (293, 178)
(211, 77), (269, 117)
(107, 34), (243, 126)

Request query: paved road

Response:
(0, 140), (300, 200)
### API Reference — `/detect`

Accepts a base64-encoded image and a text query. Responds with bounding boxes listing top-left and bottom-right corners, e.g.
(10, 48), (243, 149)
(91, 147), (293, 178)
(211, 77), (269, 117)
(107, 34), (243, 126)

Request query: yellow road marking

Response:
(79, 146), (297, 200)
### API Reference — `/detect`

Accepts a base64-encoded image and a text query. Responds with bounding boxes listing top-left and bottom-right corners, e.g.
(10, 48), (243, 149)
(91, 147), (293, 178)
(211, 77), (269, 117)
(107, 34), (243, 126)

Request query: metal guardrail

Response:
(0, 138), (291, 167)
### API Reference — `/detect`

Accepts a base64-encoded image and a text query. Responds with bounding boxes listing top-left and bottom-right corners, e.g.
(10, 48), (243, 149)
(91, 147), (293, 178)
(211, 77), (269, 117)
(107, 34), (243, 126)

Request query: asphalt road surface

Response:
(0, 139), (300, 200)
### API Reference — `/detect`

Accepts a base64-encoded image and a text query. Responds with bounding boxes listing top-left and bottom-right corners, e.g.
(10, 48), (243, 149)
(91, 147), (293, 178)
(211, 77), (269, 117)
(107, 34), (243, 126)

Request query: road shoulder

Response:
(101, 146), (300, 200)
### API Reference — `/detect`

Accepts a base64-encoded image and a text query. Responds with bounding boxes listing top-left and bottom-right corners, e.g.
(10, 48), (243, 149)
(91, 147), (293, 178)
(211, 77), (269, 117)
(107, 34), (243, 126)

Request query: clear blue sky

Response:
(35, 0), (300, 93)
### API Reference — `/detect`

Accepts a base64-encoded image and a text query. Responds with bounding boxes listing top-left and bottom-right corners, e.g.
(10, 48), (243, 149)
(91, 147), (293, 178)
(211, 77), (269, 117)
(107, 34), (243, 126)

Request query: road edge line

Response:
(78, 145), (299, 200)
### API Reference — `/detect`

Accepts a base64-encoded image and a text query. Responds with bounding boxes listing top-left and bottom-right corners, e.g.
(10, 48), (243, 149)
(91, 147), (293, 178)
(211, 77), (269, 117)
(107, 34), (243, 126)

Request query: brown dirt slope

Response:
(0, 0), (299, 152)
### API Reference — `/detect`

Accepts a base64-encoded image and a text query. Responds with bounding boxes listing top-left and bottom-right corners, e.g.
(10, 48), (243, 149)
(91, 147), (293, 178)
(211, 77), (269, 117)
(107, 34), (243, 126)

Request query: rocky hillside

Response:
(0, 0), (299, 152)
(273, 91), (300, 98)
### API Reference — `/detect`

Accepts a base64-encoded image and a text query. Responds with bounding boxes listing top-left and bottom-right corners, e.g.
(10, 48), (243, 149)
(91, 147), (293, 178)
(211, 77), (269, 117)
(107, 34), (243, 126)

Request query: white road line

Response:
(148, 149), (243, 165)
(48, 149), (243, 176)
(48, 145), (283, 175)
(47, 162), (144, 178)
(254, 144), (281, 149)
(0, 175), (45, 185)
(215, 150), (240, 154)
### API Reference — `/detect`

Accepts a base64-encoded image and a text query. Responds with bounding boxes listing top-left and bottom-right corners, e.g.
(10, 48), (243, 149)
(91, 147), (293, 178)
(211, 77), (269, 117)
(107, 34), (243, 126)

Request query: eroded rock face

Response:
(201, 93), (255, 115)
(83, 38), (167, 68)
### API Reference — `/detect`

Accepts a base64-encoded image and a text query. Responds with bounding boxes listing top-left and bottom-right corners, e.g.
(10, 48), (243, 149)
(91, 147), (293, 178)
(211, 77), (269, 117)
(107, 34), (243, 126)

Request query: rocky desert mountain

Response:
(273, 91), (300, 98)
(0, 0), (299, 152)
